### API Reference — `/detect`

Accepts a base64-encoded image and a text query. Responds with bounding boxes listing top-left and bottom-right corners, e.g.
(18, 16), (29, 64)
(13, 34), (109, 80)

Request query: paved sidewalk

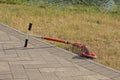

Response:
(0, 23), (120, 80)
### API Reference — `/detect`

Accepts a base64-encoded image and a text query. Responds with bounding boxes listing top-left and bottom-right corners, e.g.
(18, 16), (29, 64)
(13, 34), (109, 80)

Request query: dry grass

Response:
(0, 3), (120, 70)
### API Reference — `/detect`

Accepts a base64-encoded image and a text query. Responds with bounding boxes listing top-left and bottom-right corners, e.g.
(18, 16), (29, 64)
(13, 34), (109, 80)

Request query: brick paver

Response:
(0, 23), (120, 80)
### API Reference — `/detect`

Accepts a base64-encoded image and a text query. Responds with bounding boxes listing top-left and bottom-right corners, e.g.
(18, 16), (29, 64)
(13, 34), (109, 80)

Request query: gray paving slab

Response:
(0, 62), (10, 74)
(9, 64), (27, 79)
(25, 69), (43, 80)
(0, 74), (13, 80)
(41, 72), (59, 80)
(14, 79), (28, 80)
(0, 23), (120, 80)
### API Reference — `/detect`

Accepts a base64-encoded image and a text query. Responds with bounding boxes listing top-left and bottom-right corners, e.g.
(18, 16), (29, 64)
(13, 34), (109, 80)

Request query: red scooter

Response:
(24, 23), (97, 59)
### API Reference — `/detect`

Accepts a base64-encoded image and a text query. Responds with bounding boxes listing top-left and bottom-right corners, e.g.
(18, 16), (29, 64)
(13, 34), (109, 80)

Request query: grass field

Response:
(0, 3), (120, 70)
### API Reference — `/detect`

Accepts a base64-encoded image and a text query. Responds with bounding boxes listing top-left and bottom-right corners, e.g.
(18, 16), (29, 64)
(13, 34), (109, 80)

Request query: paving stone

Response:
(0, 41), (21, 44)
(41, 72), (59, 80)
(104, 72), (120, 78)
(45, 47), (59, 53)
(44, 63), (63, 68)
(12, 43), (24, 48)
(55, 70), (97, 77)
(24, 63), (63, 69)
(55, 67), (78, 72)
(28, 51), (42, 58)
(56, 57), (74, 67)
(9, 35), (21, 41)
(71, 75), (109, 80)
(0, 74), (13, 80)
(55, 71), (74, 77)
(9, 64), (27, 79)
(42, 63), (63, 68)
(41, 53), (59, 64)
(0, 57), (32, 61)
(58, 76), (75, 80)
(77, 61), (93, 66)
(0, 44), (4, 50)
(27, 49), (48, 55)
(112, 76), (120, 80)
(73, 59), (87, 65)
(39, 67), (78, 72)
(3, 44), (15, 49)
(23, 64), (41, 69)
(16, 50), (29, 57)
(73, 64), (91, 71)
(0, 53), (17, 58)
(9, 60), (47, 65)
(71, 76), (94, 80)
(14, 79), (28, 80)
(28, 51), (47, 62)
(26, 69), (43, 80)
(16, 50), (31, 61)
(0, 62), (10, 74)
(83, 64), (102, 70)
(51, 50), (73, 58)
(0, 32), (10, 41)
(94, 68), (113, 74)
(0, 29), (4, 33)
(87, 75), (110, 80)
(5, 49), (17, 54)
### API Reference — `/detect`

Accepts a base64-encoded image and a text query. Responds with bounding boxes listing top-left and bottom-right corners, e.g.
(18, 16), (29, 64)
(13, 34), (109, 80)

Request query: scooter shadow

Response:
(72, 55), (93, 60)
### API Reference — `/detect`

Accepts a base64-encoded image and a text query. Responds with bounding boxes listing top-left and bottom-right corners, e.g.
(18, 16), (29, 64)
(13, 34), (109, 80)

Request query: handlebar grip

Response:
(28, 23), (32, 31)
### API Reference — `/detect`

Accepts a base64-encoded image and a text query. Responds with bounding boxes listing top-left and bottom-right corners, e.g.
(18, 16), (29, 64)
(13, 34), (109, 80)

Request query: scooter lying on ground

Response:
(24, 23), (97, 59)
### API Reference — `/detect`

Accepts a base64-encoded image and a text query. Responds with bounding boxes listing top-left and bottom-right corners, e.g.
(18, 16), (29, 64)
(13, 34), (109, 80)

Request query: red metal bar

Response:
(42, 37), (66, 43)
(42, 37), (85, 47)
